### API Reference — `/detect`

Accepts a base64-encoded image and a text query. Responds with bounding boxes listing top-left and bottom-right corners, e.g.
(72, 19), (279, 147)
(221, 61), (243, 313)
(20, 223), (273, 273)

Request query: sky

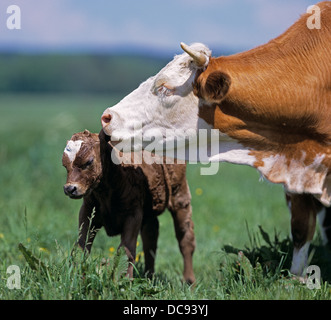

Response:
(0, 0), (316, 54)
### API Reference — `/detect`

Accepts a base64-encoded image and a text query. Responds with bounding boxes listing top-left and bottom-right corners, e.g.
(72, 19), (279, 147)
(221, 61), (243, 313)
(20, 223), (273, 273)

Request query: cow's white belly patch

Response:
(257, 153), (330, 206)
(64, 140), (83, 162)
(208, 139), (256, 166)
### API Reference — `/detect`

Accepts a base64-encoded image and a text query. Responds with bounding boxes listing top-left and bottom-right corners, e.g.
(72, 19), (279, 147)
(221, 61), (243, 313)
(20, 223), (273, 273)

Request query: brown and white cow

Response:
(62, 129), (195, 283)
(101, 2), (331, 277)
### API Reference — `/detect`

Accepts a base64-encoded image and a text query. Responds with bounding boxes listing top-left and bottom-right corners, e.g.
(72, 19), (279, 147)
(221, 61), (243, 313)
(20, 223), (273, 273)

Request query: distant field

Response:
(0, 54), (168, 94)
(0, 94), (330, 300)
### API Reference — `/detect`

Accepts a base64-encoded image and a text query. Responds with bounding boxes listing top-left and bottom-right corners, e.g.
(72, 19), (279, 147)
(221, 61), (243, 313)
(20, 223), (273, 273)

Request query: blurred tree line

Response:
(0, 54), (168, 95)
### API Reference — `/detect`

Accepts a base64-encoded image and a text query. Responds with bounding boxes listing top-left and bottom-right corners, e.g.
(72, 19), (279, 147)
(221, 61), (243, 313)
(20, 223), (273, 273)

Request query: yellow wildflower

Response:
(39, 247), (50, 254)
(108, 247), (115, 256)
(0, 233), (4, 239)
(195, 188), (203, 196)
(135, 251), (144, 263)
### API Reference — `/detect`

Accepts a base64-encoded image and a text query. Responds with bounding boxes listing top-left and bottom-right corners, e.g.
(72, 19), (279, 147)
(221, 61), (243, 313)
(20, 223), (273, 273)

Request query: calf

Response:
(62, 129), (195, 284)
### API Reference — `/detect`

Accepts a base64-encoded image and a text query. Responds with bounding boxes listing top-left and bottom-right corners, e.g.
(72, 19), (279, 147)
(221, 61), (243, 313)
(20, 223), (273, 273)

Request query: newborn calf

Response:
(62, 129), (195, 283)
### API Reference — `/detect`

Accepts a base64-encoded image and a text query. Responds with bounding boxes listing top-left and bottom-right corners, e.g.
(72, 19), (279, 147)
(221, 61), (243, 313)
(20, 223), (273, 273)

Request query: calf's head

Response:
(101, 43), (230, 154)
(62, 130), (102, 199)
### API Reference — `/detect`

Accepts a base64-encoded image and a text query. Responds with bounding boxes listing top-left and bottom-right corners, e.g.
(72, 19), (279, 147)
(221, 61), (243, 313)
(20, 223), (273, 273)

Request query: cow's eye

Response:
(154, 84), (175, 97)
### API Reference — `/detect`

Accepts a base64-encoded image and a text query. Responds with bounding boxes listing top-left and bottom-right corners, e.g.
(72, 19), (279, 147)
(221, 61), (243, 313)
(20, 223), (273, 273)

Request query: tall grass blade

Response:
(18, 243), (48, 273)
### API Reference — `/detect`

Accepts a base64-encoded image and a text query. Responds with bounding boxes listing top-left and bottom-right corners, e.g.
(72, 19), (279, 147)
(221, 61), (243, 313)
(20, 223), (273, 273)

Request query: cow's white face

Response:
(101, 43), (212, 154)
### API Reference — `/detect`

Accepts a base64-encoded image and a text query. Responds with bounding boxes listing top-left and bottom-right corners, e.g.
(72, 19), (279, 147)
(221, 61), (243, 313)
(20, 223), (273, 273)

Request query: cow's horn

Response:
(180, 42), (207, 67)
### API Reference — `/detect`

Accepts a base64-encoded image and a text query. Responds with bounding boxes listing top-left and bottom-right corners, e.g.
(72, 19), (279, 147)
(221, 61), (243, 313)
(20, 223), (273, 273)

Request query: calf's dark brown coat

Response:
(62, 129), (195, 283)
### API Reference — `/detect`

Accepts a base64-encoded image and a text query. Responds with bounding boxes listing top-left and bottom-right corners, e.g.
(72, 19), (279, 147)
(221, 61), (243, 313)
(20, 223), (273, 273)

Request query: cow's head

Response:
(62, 130), (102, 199)
(101, 43), (230, 157)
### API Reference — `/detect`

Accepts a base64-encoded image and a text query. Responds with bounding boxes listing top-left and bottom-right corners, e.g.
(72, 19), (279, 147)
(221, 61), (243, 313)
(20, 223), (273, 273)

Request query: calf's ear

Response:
(195, 71), (231, 102)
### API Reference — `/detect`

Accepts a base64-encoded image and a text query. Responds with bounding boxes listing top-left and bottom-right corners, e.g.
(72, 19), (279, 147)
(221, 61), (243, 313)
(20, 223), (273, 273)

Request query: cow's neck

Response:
(200, 33), (331, 205)
(217, 45), (329, 133)
(205, 44), (331, 152)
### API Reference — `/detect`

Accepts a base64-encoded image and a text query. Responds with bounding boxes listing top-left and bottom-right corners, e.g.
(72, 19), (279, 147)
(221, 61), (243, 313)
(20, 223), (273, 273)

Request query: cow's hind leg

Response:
(286, 193), (318, 277)
(317, 204), (331, 246)
(140, 215), (159, 277)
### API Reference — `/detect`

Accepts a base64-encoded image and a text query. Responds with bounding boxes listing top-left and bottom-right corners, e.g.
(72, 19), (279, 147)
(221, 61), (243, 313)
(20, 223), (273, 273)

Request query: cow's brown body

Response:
(62, 130), (195, 283)
(193, 1), (331, 276)
(195, 2), (331, 200)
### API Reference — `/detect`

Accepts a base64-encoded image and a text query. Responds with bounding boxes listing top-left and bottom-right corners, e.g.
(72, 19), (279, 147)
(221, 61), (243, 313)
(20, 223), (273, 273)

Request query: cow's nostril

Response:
(101, 113), (112, 127)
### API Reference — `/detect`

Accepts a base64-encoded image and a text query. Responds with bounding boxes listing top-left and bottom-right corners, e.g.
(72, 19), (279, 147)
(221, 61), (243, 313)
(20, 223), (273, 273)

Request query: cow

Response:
(101, 1), (331, 277)
(62, 129), (195, 284)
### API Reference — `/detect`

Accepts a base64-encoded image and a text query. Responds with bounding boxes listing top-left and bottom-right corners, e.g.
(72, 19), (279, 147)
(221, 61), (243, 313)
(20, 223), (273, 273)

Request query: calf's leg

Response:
(140, 215), (159, 277)
(120, 211), (143, 278)
(170, 183), (196, 285)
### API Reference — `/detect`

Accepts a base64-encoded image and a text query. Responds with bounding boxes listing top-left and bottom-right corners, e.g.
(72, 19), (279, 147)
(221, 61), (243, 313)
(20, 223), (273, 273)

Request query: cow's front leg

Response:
(119, 211), (143, 279)
(286, 193), (318, 277)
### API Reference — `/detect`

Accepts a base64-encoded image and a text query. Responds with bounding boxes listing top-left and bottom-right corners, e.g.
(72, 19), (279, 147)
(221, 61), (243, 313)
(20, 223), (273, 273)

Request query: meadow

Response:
(1, 93), (331, 300)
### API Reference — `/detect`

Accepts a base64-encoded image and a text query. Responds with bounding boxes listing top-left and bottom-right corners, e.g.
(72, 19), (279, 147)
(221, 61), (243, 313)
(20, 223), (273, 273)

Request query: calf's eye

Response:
(82, 158), (94, 169)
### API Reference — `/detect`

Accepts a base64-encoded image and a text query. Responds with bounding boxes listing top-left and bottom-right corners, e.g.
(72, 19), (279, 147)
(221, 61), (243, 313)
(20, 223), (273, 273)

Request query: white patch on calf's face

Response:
(64, 140), (83, 162)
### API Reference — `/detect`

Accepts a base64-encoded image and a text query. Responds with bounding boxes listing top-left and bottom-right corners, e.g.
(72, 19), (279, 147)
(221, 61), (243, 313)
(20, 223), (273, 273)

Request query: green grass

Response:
(1, 94), (331, 300)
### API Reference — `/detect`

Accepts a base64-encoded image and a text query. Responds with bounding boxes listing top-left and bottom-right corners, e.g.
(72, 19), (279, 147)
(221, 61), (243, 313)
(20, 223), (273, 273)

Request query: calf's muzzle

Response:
(64, 184), (82, 199)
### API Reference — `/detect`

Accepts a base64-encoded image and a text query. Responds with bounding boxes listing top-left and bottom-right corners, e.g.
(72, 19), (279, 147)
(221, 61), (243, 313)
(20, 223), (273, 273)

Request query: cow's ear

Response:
(196, 71), (231, 102)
